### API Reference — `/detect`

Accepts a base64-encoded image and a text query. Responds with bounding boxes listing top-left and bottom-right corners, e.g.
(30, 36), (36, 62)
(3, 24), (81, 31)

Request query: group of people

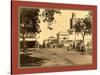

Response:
(33, 41), (86, 54)
(66, 42), (86, 54)
(38, 43), (56, 49)
(76, 43), (86, 54)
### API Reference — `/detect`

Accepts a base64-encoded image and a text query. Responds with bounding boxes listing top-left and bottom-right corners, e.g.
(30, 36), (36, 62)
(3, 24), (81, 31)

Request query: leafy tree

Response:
(20, 8), (41, 52)
(20, 8), (61, 52)
(20, 8), (41, 34)
(74, 12), (92, 49)
(41, 9), (61, 30)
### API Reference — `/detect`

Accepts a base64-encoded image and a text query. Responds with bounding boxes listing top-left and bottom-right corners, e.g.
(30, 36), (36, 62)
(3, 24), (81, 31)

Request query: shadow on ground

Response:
(20, 54), (49, 67)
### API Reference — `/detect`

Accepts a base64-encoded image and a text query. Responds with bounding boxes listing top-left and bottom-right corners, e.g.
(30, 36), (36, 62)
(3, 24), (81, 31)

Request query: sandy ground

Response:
(20, 48), (92, 67)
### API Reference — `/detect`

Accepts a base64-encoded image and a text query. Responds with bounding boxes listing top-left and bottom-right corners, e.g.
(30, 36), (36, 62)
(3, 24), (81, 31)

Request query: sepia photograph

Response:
(9, 0), (99, 74)
(11, 1), (97, 74)
(19, 7), (93, 68)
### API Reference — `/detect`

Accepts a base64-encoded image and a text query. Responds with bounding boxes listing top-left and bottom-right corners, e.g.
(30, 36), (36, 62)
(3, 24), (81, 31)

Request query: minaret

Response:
(70, 12), (76, 29)
(72, 12), (76, 18)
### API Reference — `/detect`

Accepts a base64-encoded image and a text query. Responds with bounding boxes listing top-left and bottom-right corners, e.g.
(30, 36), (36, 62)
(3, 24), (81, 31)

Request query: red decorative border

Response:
(11, 1), (97, 74)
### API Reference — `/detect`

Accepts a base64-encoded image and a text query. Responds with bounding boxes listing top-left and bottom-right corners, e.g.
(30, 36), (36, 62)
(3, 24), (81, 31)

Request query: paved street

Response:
(20, 48), (92, 67)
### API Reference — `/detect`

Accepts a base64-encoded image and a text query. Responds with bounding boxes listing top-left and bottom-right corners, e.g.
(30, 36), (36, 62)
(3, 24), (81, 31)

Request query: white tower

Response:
(70, 12), (76, 29)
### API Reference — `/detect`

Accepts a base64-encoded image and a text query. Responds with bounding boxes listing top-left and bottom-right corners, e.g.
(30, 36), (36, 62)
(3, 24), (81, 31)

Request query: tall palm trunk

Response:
(81, 33), (85, 53)
(74, 32), (76, 50)
(22, 27), (25, 52)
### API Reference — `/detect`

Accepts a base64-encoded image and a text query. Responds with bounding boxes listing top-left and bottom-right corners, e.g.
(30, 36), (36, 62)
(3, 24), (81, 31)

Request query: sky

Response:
(37, 9), (90, 44)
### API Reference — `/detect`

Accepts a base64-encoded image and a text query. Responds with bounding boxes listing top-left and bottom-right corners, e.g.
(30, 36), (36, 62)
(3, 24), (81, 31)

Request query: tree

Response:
(41, 9), (61, 30)
(20, 8), (41, 33)
(74, 13), (92, 51)
(20, 8), (61, 52)
(20, 8), (41, 52)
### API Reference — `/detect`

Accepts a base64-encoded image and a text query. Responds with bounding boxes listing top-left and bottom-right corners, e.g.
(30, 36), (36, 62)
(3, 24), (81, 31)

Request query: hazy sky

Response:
(36, 9), (90, 44)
